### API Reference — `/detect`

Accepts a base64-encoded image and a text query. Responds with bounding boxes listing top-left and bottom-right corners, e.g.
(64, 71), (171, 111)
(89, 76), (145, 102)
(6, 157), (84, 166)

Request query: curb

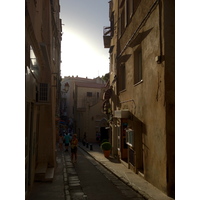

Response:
(78, 145), (150, 200)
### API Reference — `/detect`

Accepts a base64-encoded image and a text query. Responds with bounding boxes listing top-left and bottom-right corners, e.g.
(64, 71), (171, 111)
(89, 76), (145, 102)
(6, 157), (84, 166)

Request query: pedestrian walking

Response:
(70, 134), (78, 163)
(58, 134), (63, 150)
(82, 132), (87, 146)
(64, 132), (71, 152)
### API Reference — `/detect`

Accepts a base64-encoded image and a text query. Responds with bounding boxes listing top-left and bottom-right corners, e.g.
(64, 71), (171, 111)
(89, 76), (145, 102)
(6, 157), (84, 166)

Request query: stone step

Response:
(45, 167), (54, 182)
(35, 162), (48, 181)
(35, 162), (48, 174)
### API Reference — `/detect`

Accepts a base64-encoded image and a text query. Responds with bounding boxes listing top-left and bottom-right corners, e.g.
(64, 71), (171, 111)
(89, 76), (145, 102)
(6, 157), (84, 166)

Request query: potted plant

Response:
(101, 142), (112, 158)
(101, 139), (108, 144)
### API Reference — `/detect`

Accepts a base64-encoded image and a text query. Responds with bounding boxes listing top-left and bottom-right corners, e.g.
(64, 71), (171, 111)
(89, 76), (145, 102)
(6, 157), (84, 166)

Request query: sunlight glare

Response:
(61, 28), (109, 78)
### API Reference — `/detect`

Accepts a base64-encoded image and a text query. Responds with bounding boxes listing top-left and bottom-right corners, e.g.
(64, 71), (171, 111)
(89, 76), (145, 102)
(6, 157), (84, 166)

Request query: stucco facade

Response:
(103, 0), (174, 197)
(25, 0), (62, 198)
(60, 76), (107, 142)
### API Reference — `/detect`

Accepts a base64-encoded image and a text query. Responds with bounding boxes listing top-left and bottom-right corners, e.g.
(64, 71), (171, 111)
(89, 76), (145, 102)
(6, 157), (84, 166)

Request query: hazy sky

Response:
(59, 0), (110, 78)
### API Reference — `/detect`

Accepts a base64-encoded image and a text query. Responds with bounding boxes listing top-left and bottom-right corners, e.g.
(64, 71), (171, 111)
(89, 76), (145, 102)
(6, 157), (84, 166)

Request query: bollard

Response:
(89, 144), (93, 151)
(86, 142), (89, 148)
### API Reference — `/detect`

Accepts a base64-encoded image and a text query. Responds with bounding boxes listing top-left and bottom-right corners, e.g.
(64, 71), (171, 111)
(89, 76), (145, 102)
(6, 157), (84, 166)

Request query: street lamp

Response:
(60, 82), (70, 132)
(63, 82), (69, 93)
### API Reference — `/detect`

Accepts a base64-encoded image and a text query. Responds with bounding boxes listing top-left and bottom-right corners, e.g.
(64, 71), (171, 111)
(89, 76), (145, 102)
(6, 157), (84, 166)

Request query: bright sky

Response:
(59, 0), (110, 79)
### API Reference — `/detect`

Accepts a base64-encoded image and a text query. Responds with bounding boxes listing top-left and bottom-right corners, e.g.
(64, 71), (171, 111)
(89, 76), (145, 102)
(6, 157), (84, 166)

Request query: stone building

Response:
(25, 0), (62, 198)
(103, 0), (175, 197)
(61, 76), (108, 142)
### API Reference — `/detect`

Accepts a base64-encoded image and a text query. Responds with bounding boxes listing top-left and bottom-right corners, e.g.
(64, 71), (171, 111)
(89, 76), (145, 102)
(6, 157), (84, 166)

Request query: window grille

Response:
(38, 83), (49, 102)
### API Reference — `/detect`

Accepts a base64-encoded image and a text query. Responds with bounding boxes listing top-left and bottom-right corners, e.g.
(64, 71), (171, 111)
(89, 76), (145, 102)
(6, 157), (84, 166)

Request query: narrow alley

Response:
(26, 1), (175, 199)
(28, 142), (173, 200)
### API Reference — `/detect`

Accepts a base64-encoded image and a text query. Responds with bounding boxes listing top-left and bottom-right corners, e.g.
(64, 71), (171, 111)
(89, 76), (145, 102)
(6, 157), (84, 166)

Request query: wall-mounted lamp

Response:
(63, 82), (69, 93)
(155, 56), (161, 64)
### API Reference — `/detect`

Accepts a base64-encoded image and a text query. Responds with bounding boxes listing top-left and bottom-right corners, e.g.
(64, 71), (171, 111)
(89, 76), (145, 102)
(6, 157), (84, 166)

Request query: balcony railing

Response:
(103, 26), (112, 48)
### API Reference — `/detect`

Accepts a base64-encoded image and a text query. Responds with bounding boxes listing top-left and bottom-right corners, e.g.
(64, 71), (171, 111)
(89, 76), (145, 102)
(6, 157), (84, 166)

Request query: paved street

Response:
(28, 143), (173, 200)
(64, 148), (145, 200)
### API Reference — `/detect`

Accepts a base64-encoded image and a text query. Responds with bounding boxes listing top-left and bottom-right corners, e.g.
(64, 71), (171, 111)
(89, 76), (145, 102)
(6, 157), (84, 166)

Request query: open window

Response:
(30, 46), (39, 78)
(134, 46), (142, 85)
(119, 64), (126, 91)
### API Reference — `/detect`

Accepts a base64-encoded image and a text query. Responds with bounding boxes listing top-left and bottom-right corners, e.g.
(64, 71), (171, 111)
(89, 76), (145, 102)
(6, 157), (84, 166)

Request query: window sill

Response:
(134, 80), (143, 86)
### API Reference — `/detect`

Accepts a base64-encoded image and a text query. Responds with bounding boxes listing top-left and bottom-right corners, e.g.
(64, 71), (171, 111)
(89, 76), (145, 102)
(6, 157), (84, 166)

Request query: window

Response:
(130, 0), (141, 17)
(87, 92), (92, 97)
(110, 12), (114, 37)
(119, 8), (125, 38)
(125, 0), (128, 27)
(38, 83), (49, 102)
(118, 17), (121, 38)
(134, 46), (142, 84)
(125, 0), (132, 25)
(133, 0), (141, 13)
(119, 0), (141, 38)
(30, 46), (39, 77)
(117, 126), (121, 150)
(130, 0), (134, 17)
(126, 129), (134, 147)
(119, 64), (126, 91)
(110, 53), (113, 72)
(52, 36), (56, 61)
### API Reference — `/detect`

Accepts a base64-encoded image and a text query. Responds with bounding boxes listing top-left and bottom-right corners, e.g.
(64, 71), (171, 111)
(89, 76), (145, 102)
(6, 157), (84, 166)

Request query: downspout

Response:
(158, 0), (163, 63)
(115, 0), (120, 101)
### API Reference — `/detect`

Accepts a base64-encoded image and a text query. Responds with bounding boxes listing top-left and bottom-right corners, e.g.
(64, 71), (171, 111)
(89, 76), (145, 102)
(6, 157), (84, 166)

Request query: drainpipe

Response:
(158, 0), (163, 64)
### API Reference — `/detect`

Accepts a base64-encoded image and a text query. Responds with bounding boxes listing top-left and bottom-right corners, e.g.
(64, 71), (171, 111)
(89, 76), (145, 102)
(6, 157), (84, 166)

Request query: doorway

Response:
(121, 119), (128, 162)
(100, 127), (109, 142)
(25, 102), (34, 196)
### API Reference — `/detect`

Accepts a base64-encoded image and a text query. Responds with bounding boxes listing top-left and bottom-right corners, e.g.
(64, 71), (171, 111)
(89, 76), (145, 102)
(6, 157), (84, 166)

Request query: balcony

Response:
(103, 26), (112, 48)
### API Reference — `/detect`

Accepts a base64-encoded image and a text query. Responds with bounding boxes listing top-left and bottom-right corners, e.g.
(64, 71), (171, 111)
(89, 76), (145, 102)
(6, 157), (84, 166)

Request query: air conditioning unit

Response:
(114, 109), (129, 118)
